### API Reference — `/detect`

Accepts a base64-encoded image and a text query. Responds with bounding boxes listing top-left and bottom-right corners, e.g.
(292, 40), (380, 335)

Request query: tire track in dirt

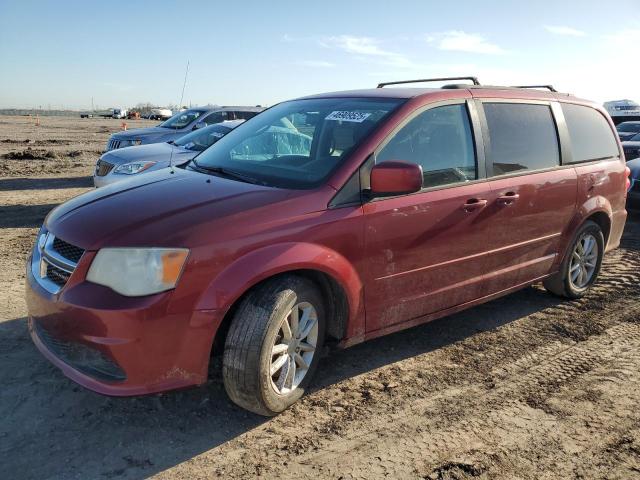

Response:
(161, 229), (640, 479)
(274, 318), (640, 479)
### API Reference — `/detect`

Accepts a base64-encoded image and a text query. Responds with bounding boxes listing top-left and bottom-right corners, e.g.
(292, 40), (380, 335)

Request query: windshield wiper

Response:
(189, 162), (265, 185)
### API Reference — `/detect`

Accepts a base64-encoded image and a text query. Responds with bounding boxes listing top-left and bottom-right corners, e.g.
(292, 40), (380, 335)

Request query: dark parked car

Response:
(26, 77), (628, 415)
(616, 121), (640, 141)
(93, 120), (243, 187)
(622, 132), (640, 162)
(105, 106), (263, 151)
(627, 157), (640, 210)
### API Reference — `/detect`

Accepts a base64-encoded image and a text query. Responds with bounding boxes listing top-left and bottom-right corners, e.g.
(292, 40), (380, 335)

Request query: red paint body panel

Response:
(482, 168), (578, 294)
(26, 260), (223, 395)
(362, 181), (494, 331)
(25, 87), (628, 396)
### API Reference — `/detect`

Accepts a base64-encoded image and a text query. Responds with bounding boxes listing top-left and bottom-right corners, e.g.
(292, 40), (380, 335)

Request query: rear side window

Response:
(235, 111), (259, 120)
(562, 103), (619, 162)
(484, 103), (559, 176)
(377, 104), (477, 189)
(204, 111), (227, 125)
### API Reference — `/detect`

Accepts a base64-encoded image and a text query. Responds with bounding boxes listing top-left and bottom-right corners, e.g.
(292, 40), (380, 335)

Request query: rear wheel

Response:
(222, 275), (325, 416)
(543, 220), (604, 299)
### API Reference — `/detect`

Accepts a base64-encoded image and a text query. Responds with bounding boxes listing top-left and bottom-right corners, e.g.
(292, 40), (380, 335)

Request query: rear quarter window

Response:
(562, 103), (620, 163)
(483, 103), (560, 176)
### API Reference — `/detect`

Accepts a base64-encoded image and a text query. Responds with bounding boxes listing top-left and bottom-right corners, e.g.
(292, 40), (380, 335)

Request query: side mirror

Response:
(192, 121), (206, 131)
(370, 161), (423, 197)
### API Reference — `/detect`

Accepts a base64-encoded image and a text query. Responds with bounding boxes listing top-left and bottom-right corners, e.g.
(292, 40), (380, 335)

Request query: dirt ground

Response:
(1, 115), (639, 480)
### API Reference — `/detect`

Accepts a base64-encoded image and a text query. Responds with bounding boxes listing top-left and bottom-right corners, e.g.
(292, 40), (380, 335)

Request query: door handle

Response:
(497, 192), (520, 206)
(462, 198), (488, 212)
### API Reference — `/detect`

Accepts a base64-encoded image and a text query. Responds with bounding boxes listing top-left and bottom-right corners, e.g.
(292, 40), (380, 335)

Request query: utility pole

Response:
(179, 60), (190, 109)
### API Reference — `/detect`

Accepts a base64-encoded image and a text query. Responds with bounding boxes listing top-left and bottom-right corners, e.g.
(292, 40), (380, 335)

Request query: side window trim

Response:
(476, 98), (562, 178)
(372, 99), (484, 188)
(330, 99), (485, 208)
(472, 99), (492, 178)
(550, 101), (574, 165)
(560, 102), (622, 164)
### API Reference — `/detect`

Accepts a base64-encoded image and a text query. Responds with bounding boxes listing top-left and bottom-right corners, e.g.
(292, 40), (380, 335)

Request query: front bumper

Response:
(26, 253), (223, 396)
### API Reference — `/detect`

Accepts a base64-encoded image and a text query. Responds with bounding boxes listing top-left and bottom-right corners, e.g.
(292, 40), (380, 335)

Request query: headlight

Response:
(114, 161), (156, 175)
(87, 248), (189, 296)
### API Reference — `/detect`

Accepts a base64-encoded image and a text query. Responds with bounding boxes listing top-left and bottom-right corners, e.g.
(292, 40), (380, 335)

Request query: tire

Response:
(543, 220), (605, 299)
(223, 275), (326, 416)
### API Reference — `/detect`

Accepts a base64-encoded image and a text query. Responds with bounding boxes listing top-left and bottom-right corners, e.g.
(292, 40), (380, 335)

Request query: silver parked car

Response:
(105, 106), (263, 151)
(94, 120), (243, 187)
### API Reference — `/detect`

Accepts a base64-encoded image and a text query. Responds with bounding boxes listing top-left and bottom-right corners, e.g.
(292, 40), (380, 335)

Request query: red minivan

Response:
(26, 77), (629, 415)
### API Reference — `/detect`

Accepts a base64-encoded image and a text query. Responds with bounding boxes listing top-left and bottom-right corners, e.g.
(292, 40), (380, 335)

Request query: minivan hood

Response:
(45, 168), (297, 250)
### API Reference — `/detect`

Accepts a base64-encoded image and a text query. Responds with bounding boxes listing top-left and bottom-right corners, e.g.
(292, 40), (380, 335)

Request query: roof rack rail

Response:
(377, 76), (480, 88)
(512, 85), (558, 92)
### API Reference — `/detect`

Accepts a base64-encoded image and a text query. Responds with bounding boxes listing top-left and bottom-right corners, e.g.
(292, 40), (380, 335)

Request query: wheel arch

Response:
(585, 210), (611, 245)
(197, 242), (364, 352)
(558, 196), (613, 267)
(575, 194), (613, 245)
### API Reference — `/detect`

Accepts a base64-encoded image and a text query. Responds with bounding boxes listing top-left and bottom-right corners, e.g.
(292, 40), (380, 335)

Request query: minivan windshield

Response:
(191, 97), (404, 188)
(174, 124), (234, 151)
(159, 109), (206, 129)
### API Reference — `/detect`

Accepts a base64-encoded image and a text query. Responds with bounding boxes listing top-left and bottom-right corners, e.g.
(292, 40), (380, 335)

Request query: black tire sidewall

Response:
(562, 221), (605, 298)
(257, 277), (326, 414)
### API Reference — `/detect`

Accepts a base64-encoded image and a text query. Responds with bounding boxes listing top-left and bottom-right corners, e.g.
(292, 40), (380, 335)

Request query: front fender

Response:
(194, 242), (363, 330)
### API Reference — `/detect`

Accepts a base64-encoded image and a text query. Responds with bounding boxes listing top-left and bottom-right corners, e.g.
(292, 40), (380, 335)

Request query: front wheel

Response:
(544, 220), (604, 299)
(222, 275), (325, 416)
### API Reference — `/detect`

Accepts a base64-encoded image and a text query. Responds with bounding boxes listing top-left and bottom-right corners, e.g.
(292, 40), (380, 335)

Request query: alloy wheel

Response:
(568, 232), (599, 289)
(270, 301), (318, 395)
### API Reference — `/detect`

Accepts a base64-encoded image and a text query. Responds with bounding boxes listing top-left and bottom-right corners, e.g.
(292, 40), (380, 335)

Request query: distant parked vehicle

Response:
(617, 121), (640, 141)
(94, 120), (243, 187)
(105, 106), (263, 151)
(112, 108), (127, 119)
(80, 112), (94, 118)
(605, 100), (640, 125)
(150, 108), (173, 120)
(622, 133), (640, 161)
(627, 157), (640, 210)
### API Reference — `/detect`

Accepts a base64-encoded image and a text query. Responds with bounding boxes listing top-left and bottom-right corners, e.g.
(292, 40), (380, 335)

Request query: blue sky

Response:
(1, 0), (639, 109)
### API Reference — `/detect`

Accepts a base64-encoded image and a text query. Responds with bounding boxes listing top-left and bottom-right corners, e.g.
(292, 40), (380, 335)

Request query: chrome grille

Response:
(95, 159), (114, 177)
(107, 139), (121, 151)
(46, 264), (70, 287)
(52, 237), (84, 263)
(31, 231), (84, 294)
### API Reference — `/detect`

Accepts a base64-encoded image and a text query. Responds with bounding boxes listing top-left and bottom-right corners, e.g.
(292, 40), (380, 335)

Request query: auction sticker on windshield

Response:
(325, 111), (372, 122)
